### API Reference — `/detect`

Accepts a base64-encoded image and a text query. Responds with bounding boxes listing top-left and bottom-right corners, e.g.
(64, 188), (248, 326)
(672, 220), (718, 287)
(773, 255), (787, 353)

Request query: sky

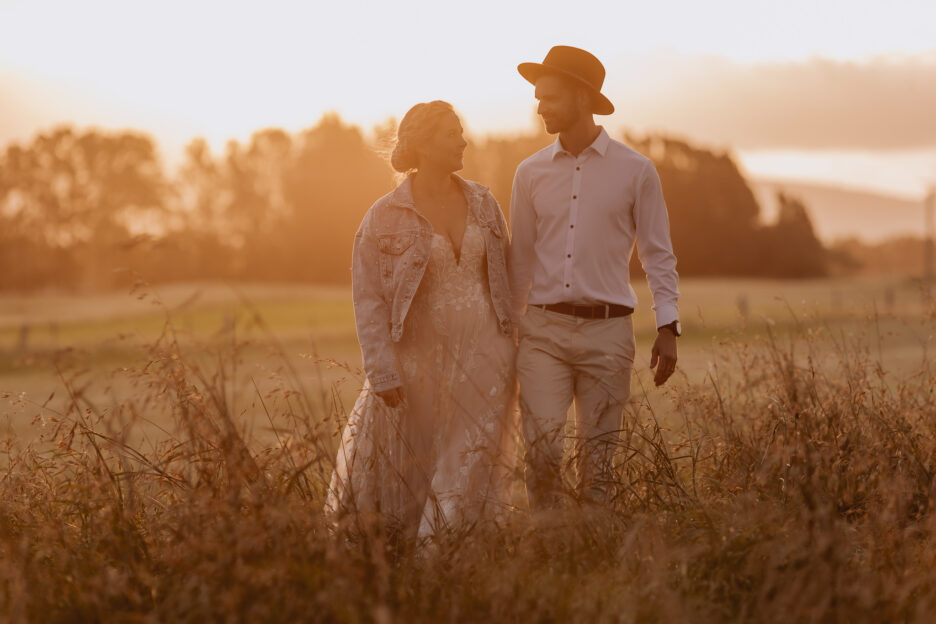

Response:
(2, 0), (936, 199)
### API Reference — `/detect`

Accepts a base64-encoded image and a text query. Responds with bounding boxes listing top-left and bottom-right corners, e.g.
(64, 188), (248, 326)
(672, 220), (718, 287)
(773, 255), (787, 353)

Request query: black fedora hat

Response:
(518, 45), (614, 115)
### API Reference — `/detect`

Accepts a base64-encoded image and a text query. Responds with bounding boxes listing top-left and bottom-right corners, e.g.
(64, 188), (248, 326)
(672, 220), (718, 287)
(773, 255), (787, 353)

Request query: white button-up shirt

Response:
(509, 127), (680, 328)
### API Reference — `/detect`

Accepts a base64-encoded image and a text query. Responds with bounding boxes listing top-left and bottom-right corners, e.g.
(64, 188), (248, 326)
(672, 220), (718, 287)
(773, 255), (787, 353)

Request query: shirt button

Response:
(572, 195), (577, 199)
(565, 284), (570, 288)
(570, 225), (574, 229)
(567, 254), (571, 258)
(576, 166), (580, 171)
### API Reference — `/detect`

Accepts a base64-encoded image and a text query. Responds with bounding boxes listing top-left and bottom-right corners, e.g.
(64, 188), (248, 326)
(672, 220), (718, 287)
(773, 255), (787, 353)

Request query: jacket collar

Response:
(389, 173), (490, 220)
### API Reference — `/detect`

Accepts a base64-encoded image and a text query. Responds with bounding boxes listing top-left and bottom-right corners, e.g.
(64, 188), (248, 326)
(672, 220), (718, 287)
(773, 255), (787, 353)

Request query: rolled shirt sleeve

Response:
(634, 161), (680, 328)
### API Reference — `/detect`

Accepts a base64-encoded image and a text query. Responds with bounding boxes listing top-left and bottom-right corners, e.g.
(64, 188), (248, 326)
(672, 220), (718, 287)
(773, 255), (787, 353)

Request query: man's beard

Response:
(542, 114), (572, 134)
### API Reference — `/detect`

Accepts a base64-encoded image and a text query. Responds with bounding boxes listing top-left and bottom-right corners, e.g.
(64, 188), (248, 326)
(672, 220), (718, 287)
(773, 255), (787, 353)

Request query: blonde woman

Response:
(326, 101), (516, 538)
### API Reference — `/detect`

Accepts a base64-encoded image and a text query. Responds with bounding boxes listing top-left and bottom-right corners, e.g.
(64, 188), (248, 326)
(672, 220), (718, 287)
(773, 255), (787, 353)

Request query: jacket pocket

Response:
(377, 232), (416, 255)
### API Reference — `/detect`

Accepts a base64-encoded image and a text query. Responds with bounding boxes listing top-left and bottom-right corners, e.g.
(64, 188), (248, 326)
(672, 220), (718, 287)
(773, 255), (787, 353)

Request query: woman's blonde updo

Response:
(390, 100), (455, 173)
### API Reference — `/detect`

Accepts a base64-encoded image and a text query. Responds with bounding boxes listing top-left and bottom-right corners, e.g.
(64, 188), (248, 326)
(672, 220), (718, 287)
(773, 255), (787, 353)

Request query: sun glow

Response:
(2, 0), (936, 196)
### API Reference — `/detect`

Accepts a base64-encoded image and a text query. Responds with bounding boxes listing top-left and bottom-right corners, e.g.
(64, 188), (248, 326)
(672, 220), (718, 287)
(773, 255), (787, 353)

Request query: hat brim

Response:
(517, 62), (615, 115)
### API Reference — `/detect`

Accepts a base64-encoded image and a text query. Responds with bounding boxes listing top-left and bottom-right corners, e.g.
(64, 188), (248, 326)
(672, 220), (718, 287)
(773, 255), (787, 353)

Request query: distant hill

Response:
(750, 178), (925, 244)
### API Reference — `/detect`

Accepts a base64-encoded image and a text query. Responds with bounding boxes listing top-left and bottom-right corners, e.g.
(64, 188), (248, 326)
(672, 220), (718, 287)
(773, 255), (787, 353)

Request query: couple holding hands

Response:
(327, 45), (680, 538)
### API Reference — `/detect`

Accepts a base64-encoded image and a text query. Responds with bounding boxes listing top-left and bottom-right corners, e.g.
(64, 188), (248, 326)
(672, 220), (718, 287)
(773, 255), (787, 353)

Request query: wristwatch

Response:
(658, 320), (682, 337)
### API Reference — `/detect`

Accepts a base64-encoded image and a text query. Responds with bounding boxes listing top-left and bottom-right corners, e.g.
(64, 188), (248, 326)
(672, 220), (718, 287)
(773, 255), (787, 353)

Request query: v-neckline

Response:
(434, 209), (472, 266)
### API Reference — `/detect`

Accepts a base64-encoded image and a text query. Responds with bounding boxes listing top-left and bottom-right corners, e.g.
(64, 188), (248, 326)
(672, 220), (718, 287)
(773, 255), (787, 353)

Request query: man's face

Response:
(534, 74), (586, 134)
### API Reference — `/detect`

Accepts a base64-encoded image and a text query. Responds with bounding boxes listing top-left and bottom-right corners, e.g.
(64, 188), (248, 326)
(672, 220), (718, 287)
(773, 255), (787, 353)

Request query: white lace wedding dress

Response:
(326, 213), (517, 537)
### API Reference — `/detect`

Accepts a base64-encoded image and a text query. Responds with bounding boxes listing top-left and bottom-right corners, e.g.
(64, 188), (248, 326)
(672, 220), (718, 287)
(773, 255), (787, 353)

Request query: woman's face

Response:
(416, 111), (467, 173)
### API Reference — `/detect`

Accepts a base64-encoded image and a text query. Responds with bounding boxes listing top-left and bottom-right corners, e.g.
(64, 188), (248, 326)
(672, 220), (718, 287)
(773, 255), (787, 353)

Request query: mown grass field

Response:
(1, 276), (930, 443)
(1, 276), (935, 622)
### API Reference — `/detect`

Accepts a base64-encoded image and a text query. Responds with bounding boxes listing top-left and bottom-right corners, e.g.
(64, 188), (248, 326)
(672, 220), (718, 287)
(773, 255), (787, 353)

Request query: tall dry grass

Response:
(1, 299), (935, 623)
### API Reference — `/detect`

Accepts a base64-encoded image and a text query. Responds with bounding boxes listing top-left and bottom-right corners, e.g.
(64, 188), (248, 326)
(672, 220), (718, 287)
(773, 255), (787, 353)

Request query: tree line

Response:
(0, 115), (839, 292)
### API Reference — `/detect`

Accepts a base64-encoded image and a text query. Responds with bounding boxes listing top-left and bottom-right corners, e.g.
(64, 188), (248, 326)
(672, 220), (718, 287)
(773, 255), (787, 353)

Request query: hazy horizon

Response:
(3, 0), (936, 204)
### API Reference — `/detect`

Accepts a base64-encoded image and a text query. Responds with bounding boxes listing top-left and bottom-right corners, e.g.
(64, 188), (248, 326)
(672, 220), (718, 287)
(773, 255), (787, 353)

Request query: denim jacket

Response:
(352, 174), (513, 392)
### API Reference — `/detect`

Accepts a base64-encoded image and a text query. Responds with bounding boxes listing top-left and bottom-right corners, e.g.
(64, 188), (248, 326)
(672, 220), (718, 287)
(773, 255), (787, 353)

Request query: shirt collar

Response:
(550, 126), (610, 160)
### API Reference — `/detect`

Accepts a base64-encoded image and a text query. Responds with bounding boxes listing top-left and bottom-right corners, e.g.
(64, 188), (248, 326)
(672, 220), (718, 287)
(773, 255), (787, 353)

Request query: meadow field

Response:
(1, 276), (930, 441)
(1, 276), (935, 622)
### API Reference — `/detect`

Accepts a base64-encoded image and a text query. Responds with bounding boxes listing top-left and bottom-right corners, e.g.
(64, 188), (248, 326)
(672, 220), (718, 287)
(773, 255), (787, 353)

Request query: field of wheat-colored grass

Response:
(1, 276), (934, 622)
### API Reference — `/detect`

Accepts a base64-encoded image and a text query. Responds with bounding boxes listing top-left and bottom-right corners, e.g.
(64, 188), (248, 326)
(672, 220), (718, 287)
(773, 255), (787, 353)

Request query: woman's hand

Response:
(377, 387), (405, 408)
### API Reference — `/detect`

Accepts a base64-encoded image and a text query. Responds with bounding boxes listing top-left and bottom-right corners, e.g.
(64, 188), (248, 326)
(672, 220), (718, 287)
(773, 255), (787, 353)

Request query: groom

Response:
(510, 45), (681, 509)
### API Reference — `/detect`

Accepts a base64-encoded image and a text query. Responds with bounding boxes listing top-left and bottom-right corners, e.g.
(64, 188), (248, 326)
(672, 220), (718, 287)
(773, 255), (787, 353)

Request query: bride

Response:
(325, 101), (517, 538)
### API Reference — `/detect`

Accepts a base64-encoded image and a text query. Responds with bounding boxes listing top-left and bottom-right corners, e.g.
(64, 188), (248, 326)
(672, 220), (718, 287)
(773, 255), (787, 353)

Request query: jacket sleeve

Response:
(351, 213), (402, 392)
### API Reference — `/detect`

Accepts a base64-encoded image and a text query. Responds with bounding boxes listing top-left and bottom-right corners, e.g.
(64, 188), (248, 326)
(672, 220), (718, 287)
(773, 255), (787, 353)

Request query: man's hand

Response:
(376, 387), (405, 408)
(650, 329), (678, 387)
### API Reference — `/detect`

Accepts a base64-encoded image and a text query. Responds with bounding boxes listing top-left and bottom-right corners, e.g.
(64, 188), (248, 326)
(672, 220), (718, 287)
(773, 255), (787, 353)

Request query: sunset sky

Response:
(2, 0), (936, 200)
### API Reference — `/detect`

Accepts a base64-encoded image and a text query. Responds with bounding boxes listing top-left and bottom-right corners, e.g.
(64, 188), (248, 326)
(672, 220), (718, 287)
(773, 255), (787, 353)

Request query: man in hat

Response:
(509, 45), (681, 509)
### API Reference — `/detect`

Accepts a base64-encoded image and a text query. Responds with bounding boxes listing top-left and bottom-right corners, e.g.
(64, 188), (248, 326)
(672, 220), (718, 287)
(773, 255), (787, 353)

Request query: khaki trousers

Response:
(517, 305), (635, 508)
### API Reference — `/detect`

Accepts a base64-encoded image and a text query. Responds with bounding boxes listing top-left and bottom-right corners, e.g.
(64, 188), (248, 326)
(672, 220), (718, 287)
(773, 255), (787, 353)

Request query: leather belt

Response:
(536, 302), (634, 319)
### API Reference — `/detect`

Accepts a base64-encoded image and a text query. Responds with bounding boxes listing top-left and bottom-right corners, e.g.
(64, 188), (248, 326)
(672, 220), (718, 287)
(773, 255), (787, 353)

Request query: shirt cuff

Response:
(653, 304), (679, 329)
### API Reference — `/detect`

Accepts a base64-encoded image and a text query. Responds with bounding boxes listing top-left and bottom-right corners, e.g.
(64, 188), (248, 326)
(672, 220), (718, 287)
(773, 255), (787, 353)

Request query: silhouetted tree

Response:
(0, 118), (836, 291)
(152, 137), (238, 281)
(756, 192), (827, 277)
(624, 133), (763, 276)
(0, 126), (166, 289)
(829, 236), (925, 276)
(282, 114), (394, 283)
(177, 138), (226, 234)
(221, 129), (294, 278)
